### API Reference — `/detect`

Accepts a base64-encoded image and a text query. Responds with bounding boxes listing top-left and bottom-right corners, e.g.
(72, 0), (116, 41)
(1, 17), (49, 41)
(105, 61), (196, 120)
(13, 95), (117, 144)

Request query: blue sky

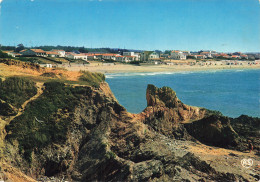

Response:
(0, 0), (259, 52)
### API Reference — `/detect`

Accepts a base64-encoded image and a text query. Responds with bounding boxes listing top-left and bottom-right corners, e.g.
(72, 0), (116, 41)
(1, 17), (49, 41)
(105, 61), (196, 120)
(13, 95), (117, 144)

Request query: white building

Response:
(115, 55), (128, 62)
(123, 52), (140, 61)
(123, 52), (135, 56)
(67, 53), (88, 60)
(52, 49), (66, 57)
(46, 64), (53, 68)
(170, 51), (186, 60)
(140, 51), (160, 62)
(102, 54), (120, 61)
(149, 52), (159, 59)
(115, 55), (137, 62)
(194, 55), (206, 59)
(200, 51), (212, 58)
(84, 53), (101, 60)
(3, 51), (21, 57)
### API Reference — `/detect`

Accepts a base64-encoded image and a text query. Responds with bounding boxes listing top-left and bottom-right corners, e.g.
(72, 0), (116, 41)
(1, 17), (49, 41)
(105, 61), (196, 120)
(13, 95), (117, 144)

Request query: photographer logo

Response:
(241, 158), (253, 168)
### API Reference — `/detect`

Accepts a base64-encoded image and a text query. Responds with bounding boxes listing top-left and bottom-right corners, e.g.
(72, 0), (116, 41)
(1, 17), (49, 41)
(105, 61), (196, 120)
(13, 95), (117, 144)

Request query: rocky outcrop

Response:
(184, 115), (241, 149)
(230, 115), (260, 153)
(142, 84), (215, 139)
(0, 81), (258, 181)
(145, 84), (211, 122)
(143, 85), (255, 152)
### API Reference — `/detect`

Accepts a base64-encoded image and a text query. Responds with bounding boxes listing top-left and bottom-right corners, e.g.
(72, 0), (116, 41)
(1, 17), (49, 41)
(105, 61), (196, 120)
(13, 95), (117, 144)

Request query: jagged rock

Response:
(131, 160), (163, 181)
(143, 84), (212, 139)
(184, 115), (241, 149)
(230, 115), (260, 152)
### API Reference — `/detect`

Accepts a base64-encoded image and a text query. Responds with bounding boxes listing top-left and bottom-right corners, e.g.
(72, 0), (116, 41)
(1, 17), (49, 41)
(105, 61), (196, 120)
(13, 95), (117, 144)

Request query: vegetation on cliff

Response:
(0, 77), (37, 108)
(79, 71), (105, 87)
(5, 81), (92, 162)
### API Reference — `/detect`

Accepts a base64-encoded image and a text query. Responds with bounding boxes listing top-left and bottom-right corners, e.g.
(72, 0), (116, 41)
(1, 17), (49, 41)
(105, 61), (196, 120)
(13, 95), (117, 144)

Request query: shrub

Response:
(0, 77), (37, 108)
(5, 81), (92, 163)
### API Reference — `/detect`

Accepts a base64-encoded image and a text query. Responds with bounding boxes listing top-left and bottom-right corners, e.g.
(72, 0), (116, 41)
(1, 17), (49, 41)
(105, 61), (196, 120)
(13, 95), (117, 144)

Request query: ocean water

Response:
(106, 69), (260, 118)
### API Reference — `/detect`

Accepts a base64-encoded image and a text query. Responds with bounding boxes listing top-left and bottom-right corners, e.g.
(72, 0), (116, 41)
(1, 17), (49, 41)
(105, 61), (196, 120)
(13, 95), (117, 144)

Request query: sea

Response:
(106, 69), (260, 118)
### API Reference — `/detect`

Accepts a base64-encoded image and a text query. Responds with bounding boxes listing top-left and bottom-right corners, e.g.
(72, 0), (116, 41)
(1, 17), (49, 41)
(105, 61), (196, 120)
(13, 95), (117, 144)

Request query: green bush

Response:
(5, 81), (93, 163)
(0, 77), (37, 108)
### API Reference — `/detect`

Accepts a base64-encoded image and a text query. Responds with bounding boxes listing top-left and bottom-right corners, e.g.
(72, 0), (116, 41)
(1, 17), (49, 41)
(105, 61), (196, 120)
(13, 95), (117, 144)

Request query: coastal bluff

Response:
(0, 67), (259, 181)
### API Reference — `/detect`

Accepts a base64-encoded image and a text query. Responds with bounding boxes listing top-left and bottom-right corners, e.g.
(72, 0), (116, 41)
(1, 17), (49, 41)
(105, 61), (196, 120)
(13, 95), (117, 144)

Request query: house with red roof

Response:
(194, 55), (206, 59)
(213, 53), (230, 59)
(102, 53), (120, 61)
(46, 51), (60, 57)
(200, 51), (212, 58)
(21, 49), (47, 56)
(83, 53), (102, 60)
(231, 55), (240, 59)
(3, 50), (21, 57)
(240, 55), (248, 59)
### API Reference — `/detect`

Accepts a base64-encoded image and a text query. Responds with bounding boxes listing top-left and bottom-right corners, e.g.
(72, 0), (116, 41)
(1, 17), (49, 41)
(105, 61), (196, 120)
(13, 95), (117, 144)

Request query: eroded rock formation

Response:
(0, 79), (259, 181)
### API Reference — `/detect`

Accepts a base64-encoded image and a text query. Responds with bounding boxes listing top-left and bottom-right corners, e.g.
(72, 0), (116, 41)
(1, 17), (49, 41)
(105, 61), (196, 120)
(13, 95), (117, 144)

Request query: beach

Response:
(64, 61), (260, 73)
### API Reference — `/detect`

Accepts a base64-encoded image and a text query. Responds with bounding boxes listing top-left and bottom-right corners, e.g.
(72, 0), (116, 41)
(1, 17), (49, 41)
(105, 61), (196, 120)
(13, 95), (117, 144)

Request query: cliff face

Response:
(0, 78), (259, 181)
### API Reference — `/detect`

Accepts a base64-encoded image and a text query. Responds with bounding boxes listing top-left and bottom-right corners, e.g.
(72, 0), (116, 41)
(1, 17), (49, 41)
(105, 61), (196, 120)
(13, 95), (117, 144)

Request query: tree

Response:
(15, 44), (25, 53)
(164, 50), (171, 55)
(79, 47), (88, 53)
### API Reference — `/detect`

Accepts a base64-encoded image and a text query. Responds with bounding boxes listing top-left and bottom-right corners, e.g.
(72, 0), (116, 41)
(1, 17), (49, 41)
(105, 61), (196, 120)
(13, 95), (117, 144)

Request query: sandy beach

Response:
(64, 61), (260, 74)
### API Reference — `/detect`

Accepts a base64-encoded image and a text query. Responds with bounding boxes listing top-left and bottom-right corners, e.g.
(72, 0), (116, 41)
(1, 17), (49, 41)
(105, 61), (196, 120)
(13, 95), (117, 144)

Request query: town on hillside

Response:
(1, 44), (260, 68)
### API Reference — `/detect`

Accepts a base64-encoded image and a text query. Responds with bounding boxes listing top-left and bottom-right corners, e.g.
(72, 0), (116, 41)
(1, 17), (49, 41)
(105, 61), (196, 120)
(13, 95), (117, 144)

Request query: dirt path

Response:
(0, 82), (44, 181)
(0, 82), (44, 143)
(7, 82), (44, 124)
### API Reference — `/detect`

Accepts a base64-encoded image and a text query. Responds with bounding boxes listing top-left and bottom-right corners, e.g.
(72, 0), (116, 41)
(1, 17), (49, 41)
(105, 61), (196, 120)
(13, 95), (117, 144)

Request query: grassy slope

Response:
(5, 82), (91, 162)
(0, 77), (37, 108)
(0, 60), (106, 163)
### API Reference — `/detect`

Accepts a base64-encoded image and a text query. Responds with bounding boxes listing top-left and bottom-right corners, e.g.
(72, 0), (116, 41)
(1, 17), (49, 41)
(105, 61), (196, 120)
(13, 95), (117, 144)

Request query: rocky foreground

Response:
(0, 61), (259, 181)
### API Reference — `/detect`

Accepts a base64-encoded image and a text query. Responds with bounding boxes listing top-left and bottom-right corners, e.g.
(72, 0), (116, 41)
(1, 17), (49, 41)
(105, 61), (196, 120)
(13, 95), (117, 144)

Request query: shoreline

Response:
(65, 62), (260, 74)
